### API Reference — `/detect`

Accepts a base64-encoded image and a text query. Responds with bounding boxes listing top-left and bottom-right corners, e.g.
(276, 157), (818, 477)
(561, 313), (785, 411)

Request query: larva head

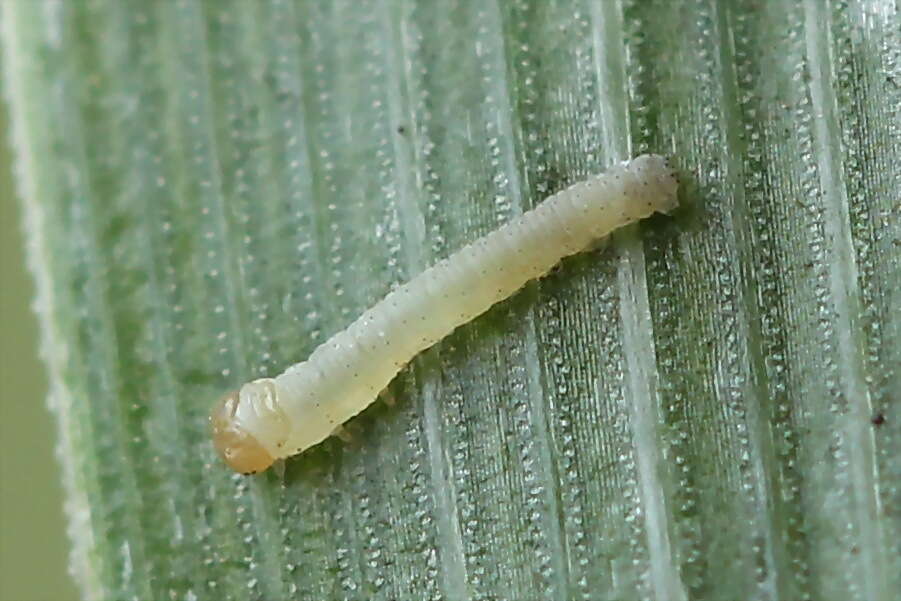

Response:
(210, 389), (275, 475)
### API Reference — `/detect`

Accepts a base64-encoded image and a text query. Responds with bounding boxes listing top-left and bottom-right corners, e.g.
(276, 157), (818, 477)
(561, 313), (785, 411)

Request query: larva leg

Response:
(379, 387), (397, 407)
(331, 424), (353, 443)
(586, 236), (610, 252)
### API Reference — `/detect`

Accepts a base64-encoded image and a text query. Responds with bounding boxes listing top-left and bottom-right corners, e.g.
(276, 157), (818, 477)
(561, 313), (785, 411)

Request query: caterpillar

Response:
(211, 154), (679, 474)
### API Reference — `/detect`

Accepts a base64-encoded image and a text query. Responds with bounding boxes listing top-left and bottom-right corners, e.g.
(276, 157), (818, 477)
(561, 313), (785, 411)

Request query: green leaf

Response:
(3, 1), (899, 600)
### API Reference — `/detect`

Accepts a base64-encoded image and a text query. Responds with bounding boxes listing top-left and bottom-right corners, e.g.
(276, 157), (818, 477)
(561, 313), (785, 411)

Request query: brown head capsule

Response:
(210, 389), (275, 475)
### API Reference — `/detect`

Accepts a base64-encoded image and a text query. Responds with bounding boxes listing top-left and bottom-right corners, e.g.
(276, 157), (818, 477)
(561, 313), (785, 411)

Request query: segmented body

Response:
(211, 154), (679, 474)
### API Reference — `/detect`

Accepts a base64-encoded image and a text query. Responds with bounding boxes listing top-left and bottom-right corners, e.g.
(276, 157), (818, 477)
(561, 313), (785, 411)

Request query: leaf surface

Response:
(2, 1), (899, 600)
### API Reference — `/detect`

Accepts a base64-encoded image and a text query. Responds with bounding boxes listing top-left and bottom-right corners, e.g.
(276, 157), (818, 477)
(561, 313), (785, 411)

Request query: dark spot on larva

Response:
(397, 125), (406, 134)
(871, 412), (885, 426)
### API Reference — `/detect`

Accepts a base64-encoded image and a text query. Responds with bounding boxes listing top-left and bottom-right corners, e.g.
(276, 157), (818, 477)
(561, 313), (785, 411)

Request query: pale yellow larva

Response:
(211, 154), (679, 474)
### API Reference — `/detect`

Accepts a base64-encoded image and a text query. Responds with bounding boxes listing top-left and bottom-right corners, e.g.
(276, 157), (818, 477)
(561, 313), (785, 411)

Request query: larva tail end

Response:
(632, 154), (680, 215)
(210, 390), (275, 475)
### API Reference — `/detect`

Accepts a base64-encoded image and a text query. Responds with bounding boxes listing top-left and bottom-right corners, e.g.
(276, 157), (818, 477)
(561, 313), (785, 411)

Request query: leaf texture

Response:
(2, 1), (899, 600)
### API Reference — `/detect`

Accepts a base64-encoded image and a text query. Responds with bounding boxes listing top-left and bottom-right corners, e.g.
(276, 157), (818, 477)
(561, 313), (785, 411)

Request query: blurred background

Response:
(1, 107), (78, 599)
